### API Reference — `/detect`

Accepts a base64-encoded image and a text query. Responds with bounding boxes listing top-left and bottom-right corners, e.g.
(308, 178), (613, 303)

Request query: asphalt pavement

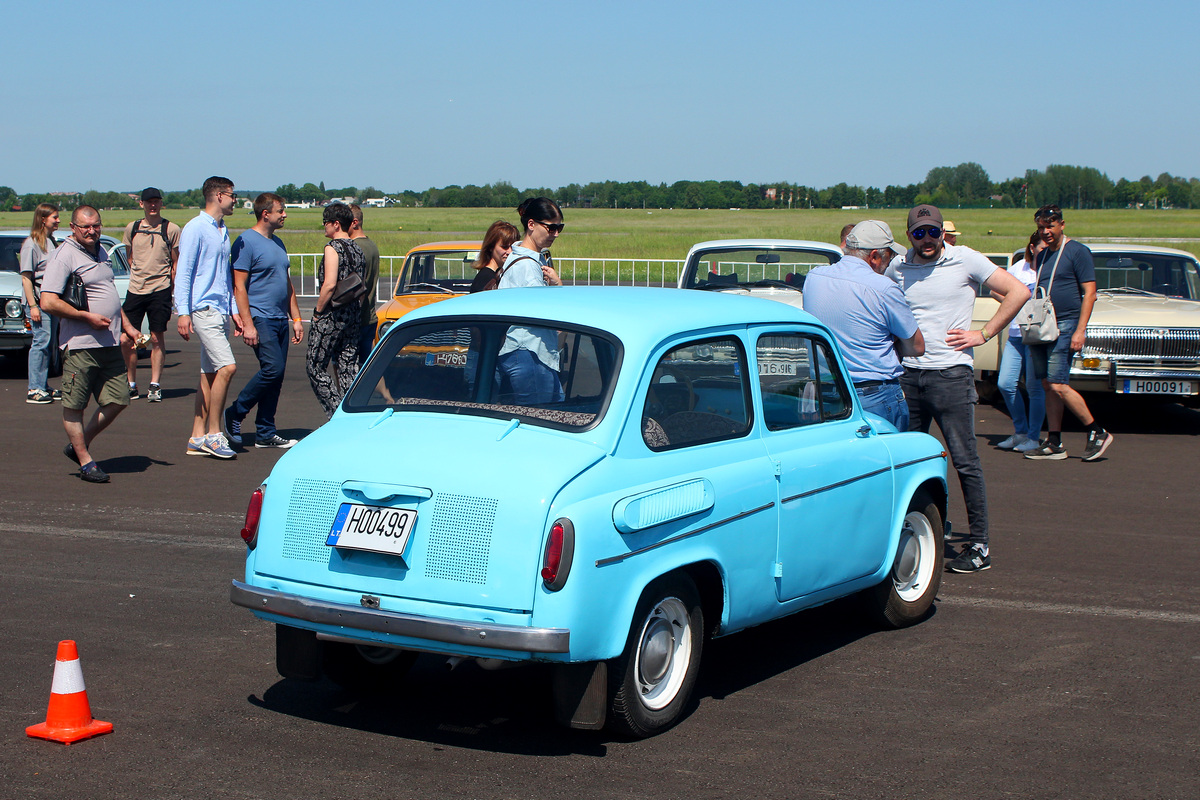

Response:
(1, 332), (1197, 799)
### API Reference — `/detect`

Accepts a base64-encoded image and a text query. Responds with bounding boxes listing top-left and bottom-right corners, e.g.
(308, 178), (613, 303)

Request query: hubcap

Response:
(893, 510), (935, 603)
(634, 597), (692, 710)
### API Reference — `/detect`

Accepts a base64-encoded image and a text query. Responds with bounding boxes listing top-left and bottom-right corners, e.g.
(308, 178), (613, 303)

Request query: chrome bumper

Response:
(230, 580), (570, 654)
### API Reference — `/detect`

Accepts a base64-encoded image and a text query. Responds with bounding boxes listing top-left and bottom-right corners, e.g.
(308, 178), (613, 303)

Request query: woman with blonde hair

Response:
(19, 203), (61, 404)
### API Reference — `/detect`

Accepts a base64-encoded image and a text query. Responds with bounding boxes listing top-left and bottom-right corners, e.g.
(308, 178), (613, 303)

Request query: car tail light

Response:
(541, 518), (575, 591)
(241, 486), (264, 549)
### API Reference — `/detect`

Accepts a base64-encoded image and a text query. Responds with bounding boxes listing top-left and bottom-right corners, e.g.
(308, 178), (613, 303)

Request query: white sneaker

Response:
(996, 433), (1028, 450)
(1014, 437), (1042, 453)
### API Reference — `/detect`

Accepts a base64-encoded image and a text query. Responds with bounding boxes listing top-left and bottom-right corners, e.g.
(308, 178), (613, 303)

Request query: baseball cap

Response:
(907, 204), (943, 233)
(141, 187), (163, 201)
(845, 220), (906, 256)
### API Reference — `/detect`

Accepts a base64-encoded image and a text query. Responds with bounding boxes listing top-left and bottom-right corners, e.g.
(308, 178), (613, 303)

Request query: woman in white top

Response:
(996, 233), (1046, 451)
(19, 204), (61, 404)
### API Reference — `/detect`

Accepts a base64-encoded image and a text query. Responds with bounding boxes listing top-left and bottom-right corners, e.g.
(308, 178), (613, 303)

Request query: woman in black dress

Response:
(306, 203), (366, 417)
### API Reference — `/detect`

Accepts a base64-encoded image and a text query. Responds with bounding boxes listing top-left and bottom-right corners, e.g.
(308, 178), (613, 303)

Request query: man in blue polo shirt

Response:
(224, 193), (305, 450)
(803, 220), (924, 431)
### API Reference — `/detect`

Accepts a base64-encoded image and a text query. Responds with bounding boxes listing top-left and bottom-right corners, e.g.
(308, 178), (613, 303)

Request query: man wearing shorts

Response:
(174, 176), (239, 459)
(1023, 205), (1114, 462)
(121, 187), (181, 402)
(39, 206), (140, 483)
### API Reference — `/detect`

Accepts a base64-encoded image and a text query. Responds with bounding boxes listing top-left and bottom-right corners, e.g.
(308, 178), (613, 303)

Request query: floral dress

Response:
(306, 238), (365, 417)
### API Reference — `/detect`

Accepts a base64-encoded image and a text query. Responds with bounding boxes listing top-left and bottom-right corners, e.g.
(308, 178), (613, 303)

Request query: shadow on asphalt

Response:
(246, 596), (918, 753)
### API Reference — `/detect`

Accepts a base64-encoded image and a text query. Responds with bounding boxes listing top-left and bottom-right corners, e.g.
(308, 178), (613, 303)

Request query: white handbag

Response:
(1018, 245), (1064, 345)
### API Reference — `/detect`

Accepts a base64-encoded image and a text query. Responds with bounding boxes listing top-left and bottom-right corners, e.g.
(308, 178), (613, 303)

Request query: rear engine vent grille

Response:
(284, 479), (342, 562)
(423, 494), (498, 584)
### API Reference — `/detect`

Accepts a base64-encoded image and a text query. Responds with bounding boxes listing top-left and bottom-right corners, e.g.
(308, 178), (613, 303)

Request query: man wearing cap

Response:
(120, 187), (181, 402)
(886, 204), (1030, 573)
(803, 220), (925, 430)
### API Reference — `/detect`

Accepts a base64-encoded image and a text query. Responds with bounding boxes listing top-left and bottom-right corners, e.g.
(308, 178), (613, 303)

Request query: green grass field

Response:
(3, 207), (1197, 262)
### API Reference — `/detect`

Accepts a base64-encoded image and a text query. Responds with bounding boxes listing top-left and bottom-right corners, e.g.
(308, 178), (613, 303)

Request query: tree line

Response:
(5, 164), (1200, 214)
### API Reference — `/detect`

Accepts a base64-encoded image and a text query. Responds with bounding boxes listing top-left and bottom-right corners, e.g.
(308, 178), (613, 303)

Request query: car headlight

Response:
(5, 299), (23, 319)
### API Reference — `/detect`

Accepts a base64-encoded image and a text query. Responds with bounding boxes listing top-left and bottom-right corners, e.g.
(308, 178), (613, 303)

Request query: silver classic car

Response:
(973, 243), (1200, 402)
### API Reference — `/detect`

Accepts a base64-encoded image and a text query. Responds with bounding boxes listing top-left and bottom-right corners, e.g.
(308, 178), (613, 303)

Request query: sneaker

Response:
(147, 383), (163, 403)
(1014, 437), (1042, 453)
(186, 436), (209, 456)
(50, 388), (62, 401)
(26, 389), (52, 404)
(1081, 429), (1113, 462)
(996, 433), (1028, 450)
(78, 462), (110, 483)
(255, 433), (298, 449)
(947, 543), (991, 573)
(1024, 440), (1067, 460)
(223, 406), (242, 446)
(63, 443), (81, 465)
(201, 432), (237, 459)
(128, 383), (139, 400)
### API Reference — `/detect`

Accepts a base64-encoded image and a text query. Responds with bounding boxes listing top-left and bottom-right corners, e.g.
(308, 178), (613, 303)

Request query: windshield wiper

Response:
(1098, 287), (1161, 297)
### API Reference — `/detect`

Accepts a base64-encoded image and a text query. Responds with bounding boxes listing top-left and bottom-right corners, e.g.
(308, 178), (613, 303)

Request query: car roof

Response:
(403, 241), (483, 256)
(402, 286), (820, 344)
(1077, 242), (1200, 260)
(685, 239), (843, 258)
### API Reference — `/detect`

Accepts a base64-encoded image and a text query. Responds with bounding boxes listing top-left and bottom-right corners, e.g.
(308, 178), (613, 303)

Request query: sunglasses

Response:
(538, 220), (565, 234)
(911, 226), (942, 240)
(1035, 205), (1063, 221)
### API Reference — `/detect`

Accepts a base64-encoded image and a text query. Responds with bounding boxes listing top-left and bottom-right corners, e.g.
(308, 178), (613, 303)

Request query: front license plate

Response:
(326, 503), (417, 556)
(1120, 379), (1196, 395)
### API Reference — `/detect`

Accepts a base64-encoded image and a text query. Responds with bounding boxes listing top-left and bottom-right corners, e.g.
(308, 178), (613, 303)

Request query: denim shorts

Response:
(1028, 318), (1076, 385)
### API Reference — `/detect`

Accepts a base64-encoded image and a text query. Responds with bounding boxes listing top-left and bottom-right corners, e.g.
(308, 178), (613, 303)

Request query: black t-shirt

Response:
(1035, 239), (1094, 321)
(469, 267), (497, 293)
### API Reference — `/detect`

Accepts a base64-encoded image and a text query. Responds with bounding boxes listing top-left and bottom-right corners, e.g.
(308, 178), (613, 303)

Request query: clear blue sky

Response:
(5, 0), (1197, 194)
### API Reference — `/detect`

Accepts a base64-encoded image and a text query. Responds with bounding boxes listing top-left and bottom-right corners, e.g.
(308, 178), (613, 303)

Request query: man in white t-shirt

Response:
(886, 204), (1029, 573)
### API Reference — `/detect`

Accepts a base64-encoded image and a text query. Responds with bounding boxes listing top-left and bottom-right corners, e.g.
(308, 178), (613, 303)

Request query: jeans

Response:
(856, 381), (908, 432)
(998, 335), (1045, 439)
(230, 317), (289, 440)
(498, 349), (563, 405)
(1028, 318), (1076, 385)
(357, 321), (376, 368)
(901, 365), (988, 546)
(25, 304), (56, 392)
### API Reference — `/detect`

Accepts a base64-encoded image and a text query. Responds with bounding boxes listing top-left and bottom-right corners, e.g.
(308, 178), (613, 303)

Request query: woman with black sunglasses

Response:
(495, 197), (565, 404)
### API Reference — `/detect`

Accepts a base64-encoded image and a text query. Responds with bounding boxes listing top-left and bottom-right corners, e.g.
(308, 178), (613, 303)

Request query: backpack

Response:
(129, 219), (172, 250)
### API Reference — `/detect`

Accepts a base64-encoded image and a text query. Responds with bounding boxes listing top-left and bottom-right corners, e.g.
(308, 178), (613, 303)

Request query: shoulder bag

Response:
(482, 255), (537, 291)
(63, 268), (89, 312)
(1017, 245), (1064, 344)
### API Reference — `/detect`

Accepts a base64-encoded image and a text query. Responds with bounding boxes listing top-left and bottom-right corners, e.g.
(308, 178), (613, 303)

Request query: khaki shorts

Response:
(194, 307), (236, 373)
(61, 347), (130, 410)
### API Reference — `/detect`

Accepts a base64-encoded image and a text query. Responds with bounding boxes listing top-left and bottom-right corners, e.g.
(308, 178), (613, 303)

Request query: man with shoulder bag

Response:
(1023, 205), (1113, 462)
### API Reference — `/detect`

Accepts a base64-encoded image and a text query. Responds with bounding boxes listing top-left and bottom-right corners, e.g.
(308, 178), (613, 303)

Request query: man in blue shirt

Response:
(803, 220), (924, 430)
(174, 176), (239, 459)
(225, 193), (305, 450)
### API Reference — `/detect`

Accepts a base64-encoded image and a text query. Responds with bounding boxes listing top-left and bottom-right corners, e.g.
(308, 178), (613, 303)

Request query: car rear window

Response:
(344, 318), (621, 430)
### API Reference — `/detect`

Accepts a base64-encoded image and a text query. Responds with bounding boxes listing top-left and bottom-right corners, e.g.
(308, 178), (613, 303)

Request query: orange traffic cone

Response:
(26, 640), (113, 744)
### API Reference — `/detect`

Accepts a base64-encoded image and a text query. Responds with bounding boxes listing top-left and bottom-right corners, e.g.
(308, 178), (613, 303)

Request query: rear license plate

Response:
(326, 503), (417, 556)
(1120, 379), (1196, 395)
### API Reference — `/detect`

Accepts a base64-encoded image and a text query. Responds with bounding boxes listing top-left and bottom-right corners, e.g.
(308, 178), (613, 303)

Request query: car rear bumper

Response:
(230, 580), (570, 654)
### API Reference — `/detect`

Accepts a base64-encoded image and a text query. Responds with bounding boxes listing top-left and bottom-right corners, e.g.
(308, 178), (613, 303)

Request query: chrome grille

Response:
(284, 479), (342, 562)
(423, 494), (497, 584)
(1083, 327), (1200, 365)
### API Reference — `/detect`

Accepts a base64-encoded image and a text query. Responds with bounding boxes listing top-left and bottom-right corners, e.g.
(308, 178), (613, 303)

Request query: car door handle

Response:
(856, 425), (872, 438)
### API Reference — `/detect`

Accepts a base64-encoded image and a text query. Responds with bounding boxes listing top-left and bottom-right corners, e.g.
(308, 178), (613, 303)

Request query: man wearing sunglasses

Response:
(1023, 206), (1112, 462)
(886, 204), (1030, 573)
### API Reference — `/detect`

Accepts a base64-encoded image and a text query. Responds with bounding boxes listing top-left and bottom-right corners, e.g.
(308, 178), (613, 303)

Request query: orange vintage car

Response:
(374, 241), (481, 343)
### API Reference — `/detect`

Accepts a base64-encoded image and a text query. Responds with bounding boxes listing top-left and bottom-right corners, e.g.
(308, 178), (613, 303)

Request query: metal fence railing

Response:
(289, 254), (687, 298)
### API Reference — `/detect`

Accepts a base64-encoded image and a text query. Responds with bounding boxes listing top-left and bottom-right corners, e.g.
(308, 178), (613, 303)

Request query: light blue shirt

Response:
(803, 255), (919, 382)
(174, 211), (232, 316)
(498, 243), (559, 370)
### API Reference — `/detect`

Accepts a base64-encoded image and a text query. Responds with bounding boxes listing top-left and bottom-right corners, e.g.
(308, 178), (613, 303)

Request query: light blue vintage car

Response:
(231, 287), (948, 737)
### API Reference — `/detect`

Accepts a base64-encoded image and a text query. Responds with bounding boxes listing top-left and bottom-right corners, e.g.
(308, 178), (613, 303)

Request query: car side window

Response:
(641, 337), (751, 451)
(757, 333), (853, 431)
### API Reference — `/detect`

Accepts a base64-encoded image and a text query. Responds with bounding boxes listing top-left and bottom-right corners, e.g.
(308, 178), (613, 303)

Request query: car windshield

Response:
(396, 249), (479, 295)
(344, 317), (622, 430)
(1091, 252), (1200, 299)
(683, 247), (837, 290)
(0, 236), (23, 273)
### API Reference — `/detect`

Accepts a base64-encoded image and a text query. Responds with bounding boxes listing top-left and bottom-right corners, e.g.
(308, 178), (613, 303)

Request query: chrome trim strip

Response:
(595, 501), (775, 567)
(230, 580), (569, 654)
(782, 466), (891, 505)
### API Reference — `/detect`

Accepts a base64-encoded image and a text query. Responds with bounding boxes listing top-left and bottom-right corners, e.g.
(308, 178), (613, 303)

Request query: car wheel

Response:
(607, 574), (704, 738)
(866, 489), (943, 628)
(321, 641), (417, 693)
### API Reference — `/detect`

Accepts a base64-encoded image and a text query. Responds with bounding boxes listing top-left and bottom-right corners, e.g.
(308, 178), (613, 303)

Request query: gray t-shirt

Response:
(886, 244), (996, 370)
(18, 236), (56, 295)
(40, 237), (122, 351)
